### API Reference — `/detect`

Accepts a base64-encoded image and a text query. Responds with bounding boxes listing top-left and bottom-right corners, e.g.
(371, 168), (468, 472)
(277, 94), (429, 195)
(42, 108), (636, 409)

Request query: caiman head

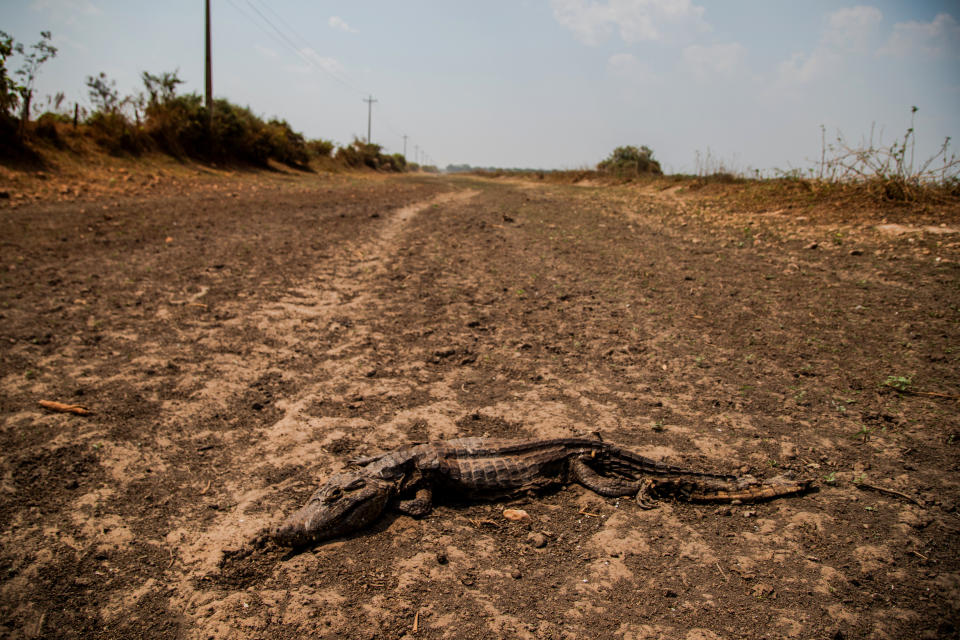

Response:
(271, 472), (392, 547)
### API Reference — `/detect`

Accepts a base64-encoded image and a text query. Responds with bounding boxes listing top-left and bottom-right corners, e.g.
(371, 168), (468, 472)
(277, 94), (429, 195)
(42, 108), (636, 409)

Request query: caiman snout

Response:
(271, 473), (392, 547)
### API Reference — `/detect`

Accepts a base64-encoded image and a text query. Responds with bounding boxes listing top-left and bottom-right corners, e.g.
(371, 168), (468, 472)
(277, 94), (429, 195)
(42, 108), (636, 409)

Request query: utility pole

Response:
(205, 0), (213, 130)
(402, 134), (408, 160)
(364, 95), (377, 144)
(414, 145), (419, 168)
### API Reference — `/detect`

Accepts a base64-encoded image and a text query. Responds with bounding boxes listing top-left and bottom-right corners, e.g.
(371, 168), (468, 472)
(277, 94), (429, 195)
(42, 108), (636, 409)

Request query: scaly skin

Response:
(271, 437), (812, 547)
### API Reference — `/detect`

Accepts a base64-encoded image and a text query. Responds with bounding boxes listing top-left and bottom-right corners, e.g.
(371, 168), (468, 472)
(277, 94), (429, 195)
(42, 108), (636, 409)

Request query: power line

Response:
(225, 0), (368, 96)
(245, 0), (367, 95)
(222, 0), (432, 161)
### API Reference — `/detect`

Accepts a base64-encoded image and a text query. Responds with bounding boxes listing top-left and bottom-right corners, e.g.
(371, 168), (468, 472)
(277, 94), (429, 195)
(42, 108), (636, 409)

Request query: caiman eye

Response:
(323, 487), (343, 503)
(344, 478), (366, 491)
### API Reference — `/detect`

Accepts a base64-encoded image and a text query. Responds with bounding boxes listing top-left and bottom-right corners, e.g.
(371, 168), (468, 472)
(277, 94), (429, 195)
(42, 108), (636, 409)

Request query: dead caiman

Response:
(271, 437), (812, 547)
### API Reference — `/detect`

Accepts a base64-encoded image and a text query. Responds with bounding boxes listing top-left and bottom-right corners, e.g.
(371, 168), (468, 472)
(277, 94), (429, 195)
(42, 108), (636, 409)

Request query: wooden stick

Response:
(715, 561), (727, 581)
(412, 610), (420, 633)
(886, 385), (960, 401)
(906, 389), (960, 401)
(39, 400), (90, 415)
(855, 481), (924, 507)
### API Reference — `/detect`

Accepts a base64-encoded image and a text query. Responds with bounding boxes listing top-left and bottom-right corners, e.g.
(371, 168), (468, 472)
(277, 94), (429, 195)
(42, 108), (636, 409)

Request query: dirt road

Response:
(1, 173), (958, 639)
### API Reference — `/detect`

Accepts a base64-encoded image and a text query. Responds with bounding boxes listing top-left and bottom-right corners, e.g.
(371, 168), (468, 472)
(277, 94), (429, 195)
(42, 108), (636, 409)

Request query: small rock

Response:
(663, 588), (678, 598)
(526, 532), (548, 548)
(751, 582), (775, 598)
(503, 508), (531, 521)
(804, 242), (819, 250)
(511, 568), (522, 579)
(742, 510), (758, 518)
(714, 506), (731, 517)
(435, 551), (448, 565)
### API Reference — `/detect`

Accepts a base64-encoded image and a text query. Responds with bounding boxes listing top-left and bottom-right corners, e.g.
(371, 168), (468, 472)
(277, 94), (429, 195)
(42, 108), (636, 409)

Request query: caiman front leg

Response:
(395, 487), (433, 517)
(392, 470), (434, 517)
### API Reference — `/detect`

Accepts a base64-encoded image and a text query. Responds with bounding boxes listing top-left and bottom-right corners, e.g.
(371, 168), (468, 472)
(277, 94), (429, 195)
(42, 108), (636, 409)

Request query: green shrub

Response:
(34, 111), (63, 145)
(87, 110), (149, 155)
(598, 145), (663, 176)
(334, 139), (405, 172)
(307, 138), (335, 158)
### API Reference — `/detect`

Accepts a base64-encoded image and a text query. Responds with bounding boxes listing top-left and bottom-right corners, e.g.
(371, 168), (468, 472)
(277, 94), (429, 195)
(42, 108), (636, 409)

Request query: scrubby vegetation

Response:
(335, 139), (407, 172)
(810, 108), (960, 201)
(1, 29), (409, 172)
(598, 145), (663, 176)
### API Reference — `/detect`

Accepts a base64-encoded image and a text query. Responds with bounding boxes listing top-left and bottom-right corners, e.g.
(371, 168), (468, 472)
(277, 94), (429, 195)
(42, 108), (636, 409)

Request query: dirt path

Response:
(1, 175), (957, 639)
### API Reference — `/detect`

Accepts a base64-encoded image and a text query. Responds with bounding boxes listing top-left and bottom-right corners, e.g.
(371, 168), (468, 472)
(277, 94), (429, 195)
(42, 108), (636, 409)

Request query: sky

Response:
(2, 0), (959, 173)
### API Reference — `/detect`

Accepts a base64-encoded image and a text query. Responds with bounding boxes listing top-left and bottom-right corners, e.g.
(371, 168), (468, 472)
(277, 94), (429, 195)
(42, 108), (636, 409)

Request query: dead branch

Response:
(39, 400), (91, 415)
(855, 481), (924, 507)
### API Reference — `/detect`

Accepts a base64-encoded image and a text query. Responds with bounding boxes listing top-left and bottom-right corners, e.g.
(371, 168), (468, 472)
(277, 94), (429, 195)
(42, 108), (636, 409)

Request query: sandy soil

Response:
(1, 171), (958, 639)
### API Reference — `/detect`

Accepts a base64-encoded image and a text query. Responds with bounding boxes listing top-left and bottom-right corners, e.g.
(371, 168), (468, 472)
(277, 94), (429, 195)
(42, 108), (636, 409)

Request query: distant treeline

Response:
(446, 146), (663, 177)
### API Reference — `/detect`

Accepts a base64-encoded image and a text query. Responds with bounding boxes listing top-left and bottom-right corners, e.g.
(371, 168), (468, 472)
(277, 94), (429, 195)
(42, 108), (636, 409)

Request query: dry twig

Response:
(855, 481), (924, 506)
(715, 561), (727, 581)
(39, 400), (90, 415)
(900, 388), (960, 401)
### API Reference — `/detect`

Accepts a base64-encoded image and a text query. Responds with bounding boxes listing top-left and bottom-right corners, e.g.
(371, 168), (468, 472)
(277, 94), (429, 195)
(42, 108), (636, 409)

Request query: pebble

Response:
(503, 508), (530, 521)
(527, 532), (548, 548)
(511, 568), (522, 579)
(435, 551), (448, 565)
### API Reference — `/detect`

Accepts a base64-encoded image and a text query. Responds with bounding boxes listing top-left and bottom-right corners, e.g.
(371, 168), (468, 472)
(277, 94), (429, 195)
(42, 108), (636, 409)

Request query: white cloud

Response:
(776, 50), (833, 88)
(681, 42), (746, 78)
(254, 44), (278, 59)
(606, 52), (657, 82)
(328, 16), (358, 34)
(823, 5), (883, 52)
(292, 48), (345, 76)
(551, 0), (708, 45)
(879, 13), (960, 58)
(774, 5), (881, 90)
(30, 0), (100, 16)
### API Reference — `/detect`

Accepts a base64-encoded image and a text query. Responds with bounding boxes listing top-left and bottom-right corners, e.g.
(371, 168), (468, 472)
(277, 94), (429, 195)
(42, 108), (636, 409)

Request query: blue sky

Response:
(3, 1), (959, 172)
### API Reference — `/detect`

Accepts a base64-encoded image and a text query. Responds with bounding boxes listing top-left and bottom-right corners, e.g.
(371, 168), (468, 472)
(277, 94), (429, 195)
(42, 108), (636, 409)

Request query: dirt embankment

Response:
(1, 170), (958, 639)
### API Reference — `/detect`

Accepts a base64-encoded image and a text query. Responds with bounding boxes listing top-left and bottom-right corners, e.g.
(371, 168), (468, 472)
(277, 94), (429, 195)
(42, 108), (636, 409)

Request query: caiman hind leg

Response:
(571, 458), (667, 509)
(569, 458), (654, 504)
